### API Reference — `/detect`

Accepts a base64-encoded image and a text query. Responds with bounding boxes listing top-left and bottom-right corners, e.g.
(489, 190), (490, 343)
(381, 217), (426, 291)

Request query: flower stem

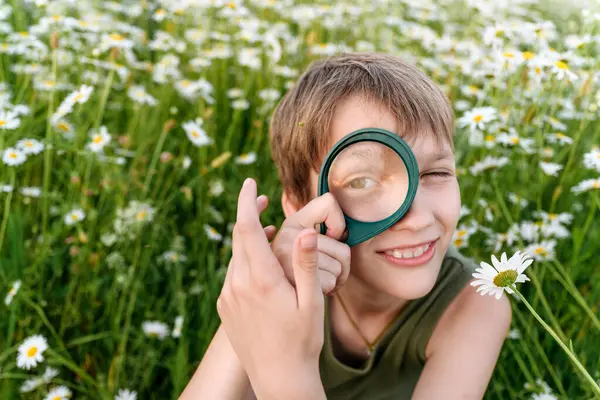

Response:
(513, 288), (600, 395)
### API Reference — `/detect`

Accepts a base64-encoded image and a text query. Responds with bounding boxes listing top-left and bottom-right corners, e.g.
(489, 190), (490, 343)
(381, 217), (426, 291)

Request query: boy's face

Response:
(301, 94), (460, 300)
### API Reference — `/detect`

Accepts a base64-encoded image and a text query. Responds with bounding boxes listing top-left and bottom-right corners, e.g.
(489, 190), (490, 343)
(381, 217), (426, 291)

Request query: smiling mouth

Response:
(376, 239), (438, 266)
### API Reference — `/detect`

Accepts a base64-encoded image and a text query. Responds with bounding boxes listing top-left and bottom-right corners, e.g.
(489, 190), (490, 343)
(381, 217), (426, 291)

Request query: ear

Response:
(281, 190), (302, 218)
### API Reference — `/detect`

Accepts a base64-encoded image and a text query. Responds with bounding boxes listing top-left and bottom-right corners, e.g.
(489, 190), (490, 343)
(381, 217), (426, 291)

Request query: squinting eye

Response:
(423, 172), (452, 179)
(346, 177), (377, 189)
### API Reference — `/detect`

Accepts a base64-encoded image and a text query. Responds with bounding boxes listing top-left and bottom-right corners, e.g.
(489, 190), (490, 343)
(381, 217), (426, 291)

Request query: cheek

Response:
(429, 179), (461, 231)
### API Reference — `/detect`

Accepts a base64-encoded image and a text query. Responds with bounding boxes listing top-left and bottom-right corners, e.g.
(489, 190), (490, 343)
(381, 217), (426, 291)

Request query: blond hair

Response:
(269, 52), (454, 206)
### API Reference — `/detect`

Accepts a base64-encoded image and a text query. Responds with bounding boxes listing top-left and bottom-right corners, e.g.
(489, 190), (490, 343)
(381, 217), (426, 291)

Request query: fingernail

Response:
(243, 178), (253, 187)
(301, 232), (317, 249)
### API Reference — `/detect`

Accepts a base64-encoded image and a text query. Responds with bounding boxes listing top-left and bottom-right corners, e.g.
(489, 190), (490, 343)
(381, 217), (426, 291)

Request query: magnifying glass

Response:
(317, 127), (419, 247)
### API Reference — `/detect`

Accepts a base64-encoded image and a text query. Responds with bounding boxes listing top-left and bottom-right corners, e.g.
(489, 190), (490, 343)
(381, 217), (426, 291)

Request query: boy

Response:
(180, 53), (511, 399)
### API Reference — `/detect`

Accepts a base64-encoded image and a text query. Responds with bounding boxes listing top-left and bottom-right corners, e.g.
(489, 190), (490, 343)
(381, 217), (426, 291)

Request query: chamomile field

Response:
(1, 0), (600, 399)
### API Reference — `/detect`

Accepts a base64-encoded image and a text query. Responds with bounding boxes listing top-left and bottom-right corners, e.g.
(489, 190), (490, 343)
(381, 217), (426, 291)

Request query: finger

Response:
(292, 229), (322, 310)
(256, 194), (269, 214)
(264, 225), (277, 241)
(316, 252), (340, 295)
(287, 193), (346, 240)
(317, 234), (351, 288)
(235, 178), (280, 277)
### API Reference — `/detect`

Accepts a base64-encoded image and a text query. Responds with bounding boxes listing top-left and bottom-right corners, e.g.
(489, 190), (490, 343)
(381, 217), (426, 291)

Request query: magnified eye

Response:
(346, 177), (377, 189)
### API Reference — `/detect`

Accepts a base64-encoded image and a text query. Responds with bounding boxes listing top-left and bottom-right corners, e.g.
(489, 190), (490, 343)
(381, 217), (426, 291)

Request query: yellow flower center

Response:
(51, 396), (61, 400)
(453, 238), (464, 247)
(209, 227), (217, 235)
(554, 61), (568, 70)
(25, 141), (33, 147)
(136, 210), (147, 221)
(92, 135), (103, 144)
(73, 93), (84, 102)
(9, 152), (16, 159)
(58, 122), (69, 132)
(0, 120), (6, 126)
(548, 213), (557, 220)
(9, 288), (16, 295)
(156, 8), (166, 15)
(191, 130), (199, 138)
(535, 247), (547, 256)
(52, 15), (61, 21)
(485, 135), (494, 142)
(226, 2), (236, 8)
(19, 32), (28, 37)
(181, 80), (191, 87)
(456, 229), (467, 238)
(510, 137), (520, 144)
(493, 269), (518, 287)
(503, 52), (514, 58)
(468, 85), (479, 92)
(522, 51), (534, 60)
(593, 182), (599, 189)
(535, 67), (541, 75)
(27, 346), (38, 357)
(473, 115), (483, 123)
(110, 33), (124, 41)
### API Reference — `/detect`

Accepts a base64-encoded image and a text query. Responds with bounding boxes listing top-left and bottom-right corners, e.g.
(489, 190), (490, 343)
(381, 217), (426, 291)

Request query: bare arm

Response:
(412, 281), (512, 400)
(179, 323), (255, 400)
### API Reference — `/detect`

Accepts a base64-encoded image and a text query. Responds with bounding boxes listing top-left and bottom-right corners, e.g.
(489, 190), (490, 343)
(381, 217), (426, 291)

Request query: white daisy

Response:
(16, 138), (44, 155)
(66, 84), (94, 104)
(183, 120), (212, 147)
(115, 388), (137, 400)
(571, 178), (600, 194)
(20, 187), (41, 197)
(209, 180), (224, 197)
(2, 147), (27, 166)
(469, 156), (509, 175)
(5, 280), (21, 305)
(87, 126), (111, 153)
(17, 334), (49, 370)
(182, 155), (192, 169)
(0, 110), (21, 129)
(44, 385), (71, 400)
(470, 251), (533, 300)
(458, 106), (497, 131)
(539, 161), (563, 176)
(524, 240), (557, 261)
(204, 224), (223, 241)
(583, 148), (600, 172)
(507, 328), (521, 339)
(234, 152), (257, 165)
(545, 132), (573, 145)
(142, 321), (170, 340)
(64, 208), (85, 226)
(172, 315), (184, 338)
(232, 99), (249, 110)
(20, 366), (59, 393)
(127, 85), (158, 106)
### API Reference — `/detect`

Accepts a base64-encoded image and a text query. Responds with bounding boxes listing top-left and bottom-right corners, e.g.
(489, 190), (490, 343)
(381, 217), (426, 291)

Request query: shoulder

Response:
(426, 277), (512, 360)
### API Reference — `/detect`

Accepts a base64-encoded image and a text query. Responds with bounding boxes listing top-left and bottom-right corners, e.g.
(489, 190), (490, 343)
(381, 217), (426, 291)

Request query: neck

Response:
(335, 273), (408, 322)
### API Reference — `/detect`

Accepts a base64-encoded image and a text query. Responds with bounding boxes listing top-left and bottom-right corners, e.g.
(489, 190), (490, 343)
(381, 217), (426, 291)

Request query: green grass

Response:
(0, 0), (599, 399)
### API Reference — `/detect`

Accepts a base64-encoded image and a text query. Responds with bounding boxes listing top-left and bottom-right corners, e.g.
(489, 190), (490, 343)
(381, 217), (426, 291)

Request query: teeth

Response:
(385, 242), (432, 259)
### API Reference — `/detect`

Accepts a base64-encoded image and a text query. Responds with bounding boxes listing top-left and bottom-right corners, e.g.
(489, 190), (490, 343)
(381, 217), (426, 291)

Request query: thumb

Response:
(292, 229), (322, 311)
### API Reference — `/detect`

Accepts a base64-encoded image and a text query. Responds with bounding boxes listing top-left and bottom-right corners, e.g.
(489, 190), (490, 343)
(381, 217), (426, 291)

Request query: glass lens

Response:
(327, 141), (409, 223)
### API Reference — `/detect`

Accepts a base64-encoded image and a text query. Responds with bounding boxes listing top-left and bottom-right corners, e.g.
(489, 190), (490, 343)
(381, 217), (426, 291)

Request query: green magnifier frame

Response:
(317, 127), (419, 247)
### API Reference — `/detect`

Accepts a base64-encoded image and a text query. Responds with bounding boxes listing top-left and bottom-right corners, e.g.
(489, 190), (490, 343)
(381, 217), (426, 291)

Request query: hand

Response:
(270, 192), (351, 296)
(217, 178), (326, 400)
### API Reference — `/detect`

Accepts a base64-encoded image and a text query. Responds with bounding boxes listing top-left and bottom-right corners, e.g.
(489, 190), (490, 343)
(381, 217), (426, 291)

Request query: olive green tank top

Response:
(319, 246), (478, 400)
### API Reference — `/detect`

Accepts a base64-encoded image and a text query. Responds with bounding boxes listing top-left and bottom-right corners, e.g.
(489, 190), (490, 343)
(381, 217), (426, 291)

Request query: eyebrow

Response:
(423, 150), (453, 162)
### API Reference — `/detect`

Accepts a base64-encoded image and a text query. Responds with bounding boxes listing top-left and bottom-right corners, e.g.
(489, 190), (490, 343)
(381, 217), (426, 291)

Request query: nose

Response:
(389, 191), (435, 233)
